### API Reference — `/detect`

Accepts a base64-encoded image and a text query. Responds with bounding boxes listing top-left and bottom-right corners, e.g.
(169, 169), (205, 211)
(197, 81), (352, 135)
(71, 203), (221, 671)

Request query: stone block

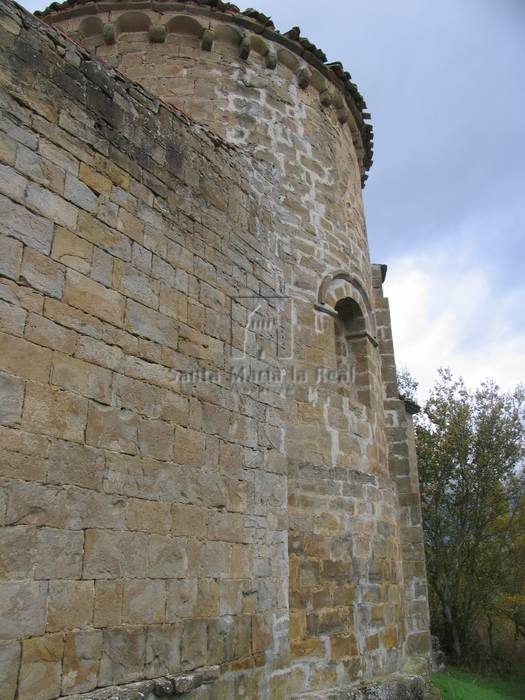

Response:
(23, 382), (87, 442)
(138, 419), (174, 461)
(0, 331), (52, 383)
(64, 173), (98, 213)
(62, 630), (102, 696)
(160, 390), (189, 425)
(86, 402), (138, 454)
(197, 579), (220, 617)
(79, 163), (112, 194)
(0, 298), (27, 336)
(25, 312), (77, 354)
(208, 511), (246, 543)
(144, 624), (181, 679)
(51, 353), (112, 404)
(113, 259), (158, 309)
(64, 270), (125, 327)
(122, 579), (166, 624)
(51, 225), (92, 274)
(159, 284), (188, 322)
(93, 580), (124, 628)
(190, 540), (228, 580)
(114, 374), (161, 418)
(46, 580), (95, 632)
(77, 210), (131, 261)
(125, 498), (171, 535)
(18, 633), (64, 700)
(116, 207), (144, 244)
(26, 182), (78, 229)
(76, 335), (123, 371)
(171, 503), (208, 538)
(173, 426), (206, 467)
(0, 581), (47, 641)
(0, 525), (35, 579)
(38, 139), (79, 176)
(0, 162), (27, 202)
(99, 627), (146, 686)
(0, 425), (48, 481)
(0, 371), (24, 426)
(15, 144), (65, 195)
(83, 529), (148, 579)
(0, 131), (16, 165)
(126, 299), (178, 349)
(147, 534), (187, 579)
(0, 641), (20, 700)
(91, 245), (114, 287)
(181, 619), (207, 671)
(166, 579), (197, 621)
(0, 233), (23, 280)
(35, 528), (84, 579)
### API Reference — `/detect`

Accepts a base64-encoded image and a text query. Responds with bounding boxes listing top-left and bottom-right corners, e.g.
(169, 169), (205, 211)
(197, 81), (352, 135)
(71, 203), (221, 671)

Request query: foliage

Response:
(432, 667), (525, 700)
(397, 367), (419, 403)
(415, 369), (525, 665)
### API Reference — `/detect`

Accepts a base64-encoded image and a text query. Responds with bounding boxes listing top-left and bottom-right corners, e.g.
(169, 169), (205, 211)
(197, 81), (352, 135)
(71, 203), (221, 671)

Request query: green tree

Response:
(415, 369), (525, 665)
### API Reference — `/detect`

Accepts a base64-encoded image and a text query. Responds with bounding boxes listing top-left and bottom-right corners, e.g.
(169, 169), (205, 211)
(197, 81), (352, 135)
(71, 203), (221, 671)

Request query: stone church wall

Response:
(0, 1), (431, 698)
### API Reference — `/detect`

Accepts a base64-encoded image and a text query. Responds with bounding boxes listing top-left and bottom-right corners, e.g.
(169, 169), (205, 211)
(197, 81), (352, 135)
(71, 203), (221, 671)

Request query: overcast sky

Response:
(26, 0), (525, 398)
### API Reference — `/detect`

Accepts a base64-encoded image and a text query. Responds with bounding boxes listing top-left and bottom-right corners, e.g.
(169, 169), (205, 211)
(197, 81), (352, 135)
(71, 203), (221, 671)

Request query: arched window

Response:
(334, 297), (371, 407)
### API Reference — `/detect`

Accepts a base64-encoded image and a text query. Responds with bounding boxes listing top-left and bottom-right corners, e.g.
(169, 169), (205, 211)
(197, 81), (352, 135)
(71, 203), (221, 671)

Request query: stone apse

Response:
(0, 0), (431, 697)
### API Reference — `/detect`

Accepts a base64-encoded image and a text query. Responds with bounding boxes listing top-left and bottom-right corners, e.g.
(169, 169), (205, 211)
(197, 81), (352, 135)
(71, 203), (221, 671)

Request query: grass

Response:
(432, 667), (525, 699)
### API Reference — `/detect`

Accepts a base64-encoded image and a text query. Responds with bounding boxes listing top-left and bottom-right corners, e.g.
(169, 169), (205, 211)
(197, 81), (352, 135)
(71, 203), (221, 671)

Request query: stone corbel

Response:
(149, 25), (166, 43)
(265, 46), (277, 69)
(103, 23), (115, 45)
(337, 108), (349, 125)
(297, 66), (311, 89)
(239, 34), (251, 60)
(201, 28), (214, 51)
(319, 89), (332, 107)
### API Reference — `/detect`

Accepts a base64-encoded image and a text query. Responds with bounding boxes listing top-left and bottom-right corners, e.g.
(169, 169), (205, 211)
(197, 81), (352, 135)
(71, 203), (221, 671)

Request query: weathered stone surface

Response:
(26, 182), (78, 229)
(0, 298), (26, 336)
(0, 425), (48, 481)
(23, 381), (87, 442)
(77, 210), (131, 261)
(86, 402), (138, 454)
(0, 525), (35, 579)
(83, 529), (148, 579)
(0, 234), (23, 280)
(51, 353), (112, 403)
(0, 192), (53, 254)
(62, 630), (103, 695)
(51, 225), (93, 274)
(18, 633), (64, 700)
(48, 440), (105, 490)
(93, 580), (123, 629)
(64, 172), (98, 213)
(0, 581), (48, 641)
(0, 162), (27, 202)
(21, 247), (65, 298)
(122, 579), (166, 624)
(64, 270), (125, 327)
(0, 331), (52, 383)
(35, 528), (84, 580)
(125, 498), (171, 535)
(0, 641), (20, 700)
(99, 627), (146, 686)
(46, 580), (94, 632)
(138, 419), (174, 461)
(0, 371), (24, 426)
(126, 299), (178, 349)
